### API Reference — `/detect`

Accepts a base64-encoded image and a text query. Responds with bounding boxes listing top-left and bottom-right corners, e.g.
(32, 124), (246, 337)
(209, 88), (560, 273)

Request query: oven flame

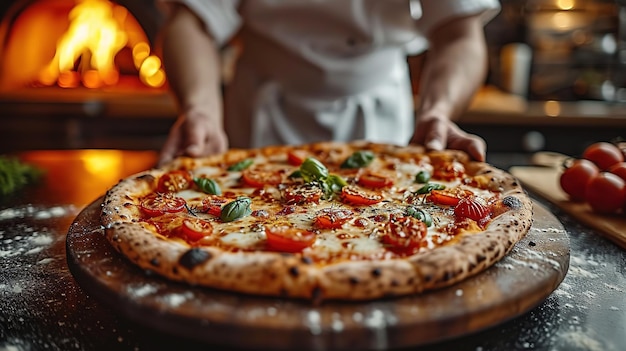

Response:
(38, 0), (165, 89)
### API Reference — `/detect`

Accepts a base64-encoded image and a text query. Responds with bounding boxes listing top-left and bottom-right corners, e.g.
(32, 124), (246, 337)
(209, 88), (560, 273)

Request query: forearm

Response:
(160, 4), (223, 122)
(416, 15), (487, 122)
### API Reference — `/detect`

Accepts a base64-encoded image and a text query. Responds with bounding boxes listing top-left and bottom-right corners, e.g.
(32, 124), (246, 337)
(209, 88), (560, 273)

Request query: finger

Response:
(206, 131), (229, 154)
(446, 126), (487, 162)
(467, 139), (487, 162)
(182, 123), (206, 157)
(423, 119), (448, 151)
(159, 125), (182, 166)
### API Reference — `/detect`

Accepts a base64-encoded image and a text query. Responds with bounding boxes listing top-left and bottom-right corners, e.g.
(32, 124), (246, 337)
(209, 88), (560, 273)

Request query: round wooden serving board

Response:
(66, 199), (569, 351)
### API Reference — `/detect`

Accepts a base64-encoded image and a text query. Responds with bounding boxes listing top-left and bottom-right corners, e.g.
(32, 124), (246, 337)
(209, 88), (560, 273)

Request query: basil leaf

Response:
(319, 174), (347, 200)
(300, 157), (329, 182)
(414, 170), (431, 184)
(340, 150), (375, 169)
(288, 170), (302, 179)
(326, 174), (347, 191)
(228, 159), (254, 171)
(0, 156), (44, 197)
(405, 205), (433, 227)
(414, 183), (446, 195)
(220, 196), (252, 222)
(194, 177), (221, 195)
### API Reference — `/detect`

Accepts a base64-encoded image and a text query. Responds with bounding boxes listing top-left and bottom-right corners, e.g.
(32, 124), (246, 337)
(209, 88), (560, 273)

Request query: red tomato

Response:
(382, 215), (427, 253)
(314, 208), (353, 229)
(157, 170), (193, 193)
(201, 195), (229, 217)
(559, 159), (599, 201)
(180, 218), (214, 241)
(283, 184), (323, 204)
(454, 196), (490, 221)
(357, 171), (394, 188)
(140, 193), (186, 217)
(607, 162), (626, 182)
(426, 189), (472, 207)
(582, 142), (624, 170)
(287, 149), (308, 166)
(241, 169), (283, 188)
(340, 185), (383, 205)
(585, 172), (626, 214)
(265, 225), (316, 253)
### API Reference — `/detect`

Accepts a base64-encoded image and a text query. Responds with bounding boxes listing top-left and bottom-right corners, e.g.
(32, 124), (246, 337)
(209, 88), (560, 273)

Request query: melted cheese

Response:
(152, 146), (502, 260)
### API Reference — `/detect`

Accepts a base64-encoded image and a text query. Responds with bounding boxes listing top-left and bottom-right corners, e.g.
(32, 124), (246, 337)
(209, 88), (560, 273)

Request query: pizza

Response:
(100, 141), (533, 301)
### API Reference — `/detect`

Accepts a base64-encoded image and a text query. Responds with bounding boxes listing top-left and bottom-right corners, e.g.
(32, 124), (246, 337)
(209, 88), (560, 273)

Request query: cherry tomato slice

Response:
(340, 185), (383, 205)
(583, 142), (624, 170)
(454, 196), (490, 221)
(140, 193), (186, 217)
(287, 149), (308, 166)
(241, 169), (283, 188)
(201, 195), (230, 217)
(314, 208), (353, 229)
(559, 159), (599, 201)
(265, 225), (316, 253)
(180, 217), (214, 241)
(157, 170), (193, 193)
(283, 184), (323, 204)
(426, 189), (471, 207)
(357, 171), (394, 188)
(382, 215), (427, 253)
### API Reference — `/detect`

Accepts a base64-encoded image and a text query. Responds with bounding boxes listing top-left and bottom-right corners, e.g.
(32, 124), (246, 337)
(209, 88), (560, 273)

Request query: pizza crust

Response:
(100, 142), (534, 301)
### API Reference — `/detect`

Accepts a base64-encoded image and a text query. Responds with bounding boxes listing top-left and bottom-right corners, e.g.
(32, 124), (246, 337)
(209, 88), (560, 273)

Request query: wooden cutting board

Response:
(67, 198), (569, 350)
(510, 162), (626, 250)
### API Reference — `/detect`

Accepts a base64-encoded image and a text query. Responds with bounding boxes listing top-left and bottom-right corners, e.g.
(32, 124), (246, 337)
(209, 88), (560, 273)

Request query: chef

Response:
(156, 0), (500, 165)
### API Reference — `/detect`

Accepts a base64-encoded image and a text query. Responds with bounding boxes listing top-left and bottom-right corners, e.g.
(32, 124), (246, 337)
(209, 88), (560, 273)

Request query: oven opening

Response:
(1, 0), (166, 93)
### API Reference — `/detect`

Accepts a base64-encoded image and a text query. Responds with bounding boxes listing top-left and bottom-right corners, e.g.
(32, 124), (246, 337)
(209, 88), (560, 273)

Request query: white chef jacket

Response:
(159, 0), (500, 148)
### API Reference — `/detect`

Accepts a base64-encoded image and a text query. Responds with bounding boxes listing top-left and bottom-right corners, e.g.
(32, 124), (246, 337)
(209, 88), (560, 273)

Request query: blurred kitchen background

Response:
(0, 0), (625, 156)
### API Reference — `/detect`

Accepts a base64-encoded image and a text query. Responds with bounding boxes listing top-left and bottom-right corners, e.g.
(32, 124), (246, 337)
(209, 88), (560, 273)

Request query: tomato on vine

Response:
(584, 172), (626, 214)
(559, 159), (599, 201)
(607, 162), (626, 182)
(582, 142), (624, 170)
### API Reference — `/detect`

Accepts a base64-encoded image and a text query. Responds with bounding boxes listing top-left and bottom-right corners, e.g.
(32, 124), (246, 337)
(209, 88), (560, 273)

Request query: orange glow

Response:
(58, 71), (80, 88)
(19, 150), (158, 206)
(31, 0), (165, 89)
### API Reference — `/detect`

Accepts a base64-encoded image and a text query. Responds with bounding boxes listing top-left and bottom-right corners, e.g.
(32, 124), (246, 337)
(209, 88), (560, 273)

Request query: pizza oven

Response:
(0, 0), (177, 152)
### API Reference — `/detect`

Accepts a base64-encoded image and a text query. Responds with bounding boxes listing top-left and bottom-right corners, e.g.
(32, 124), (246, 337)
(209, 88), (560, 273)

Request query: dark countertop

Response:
(1, 150), (624, 351)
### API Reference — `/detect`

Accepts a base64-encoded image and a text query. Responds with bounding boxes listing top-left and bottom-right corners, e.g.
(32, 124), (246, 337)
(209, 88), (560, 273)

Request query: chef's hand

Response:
(158, 109), (228, 166)
(411, 115), (486, 162)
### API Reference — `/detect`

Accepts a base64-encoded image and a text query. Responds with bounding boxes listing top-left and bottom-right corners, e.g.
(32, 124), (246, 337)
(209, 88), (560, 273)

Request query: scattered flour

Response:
(555, 328), (609, 351)
(0, 205), (77, 221)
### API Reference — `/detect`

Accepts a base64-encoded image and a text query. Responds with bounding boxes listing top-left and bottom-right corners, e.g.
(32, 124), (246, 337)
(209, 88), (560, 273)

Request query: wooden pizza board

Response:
(510, 157), (626, 250)
(66, 199), (569, 351)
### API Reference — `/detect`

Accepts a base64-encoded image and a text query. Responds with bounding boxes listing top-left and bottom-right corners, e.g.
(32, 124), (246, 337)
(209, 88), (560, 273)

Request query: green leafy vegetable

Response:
(298, 157), (346, 200)
(414, 170), (431, 184)
(414, 183), (446, 195)
(227, 159), (254, 171)
(405, 205), (433, 227)
(340, 150), (375, 169)
(0, 156), (44, 198)
(194, 177), (221, 195)
(220, 196), (252, 222)
(300, 157), (329, 182)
